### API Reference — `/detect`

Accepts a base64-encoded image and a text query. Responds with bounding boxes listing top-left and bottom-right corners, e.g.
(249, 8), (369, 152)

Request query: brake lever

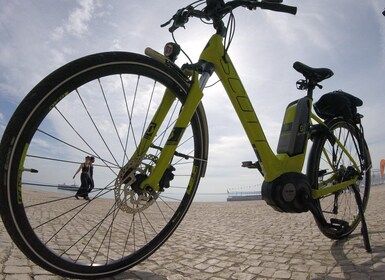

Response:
(161, 7), (192, 32)
(160, 18), (172, 28)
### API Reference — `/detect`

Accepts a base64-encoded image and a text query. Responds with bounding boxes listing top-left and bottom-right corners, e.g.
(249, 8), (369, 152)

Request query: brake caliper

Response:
(159, 165), (176, 191)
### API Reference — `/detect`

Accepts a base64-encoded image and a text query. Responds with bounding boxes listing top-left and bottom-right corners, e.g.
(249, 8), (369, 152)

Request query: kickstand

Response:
(352, 185), (372, 253)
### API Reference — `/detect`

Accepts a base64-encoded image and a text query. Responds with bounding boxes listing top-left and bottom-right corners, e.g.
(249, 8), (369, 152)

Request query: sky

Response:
(0, 0), (384, 198)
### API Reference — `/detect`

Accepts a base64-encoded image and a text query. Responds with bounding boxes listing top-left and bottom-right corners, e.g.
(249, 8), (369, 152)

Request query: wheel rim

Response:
(313, 120), (370, 237)
(4, 58), (204, 276)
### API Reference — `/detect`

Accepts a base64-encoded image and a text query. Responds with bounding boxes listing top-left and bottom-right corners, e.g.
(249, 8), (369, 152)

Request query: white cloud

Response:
(67, 0), (95, 35)
(264, 12), (332, 53)
(51, 26), (65, 41)
(368, 0), (385, 66)
(0, 0), (384, 197)
(51, 0), (97, 40)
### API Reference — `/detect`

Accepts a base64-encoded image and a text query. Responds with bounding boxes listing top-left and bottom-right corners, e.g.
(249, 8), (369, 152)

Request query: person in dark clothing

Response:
(87, 156), (95, 193)
(73, 156), (91, 201)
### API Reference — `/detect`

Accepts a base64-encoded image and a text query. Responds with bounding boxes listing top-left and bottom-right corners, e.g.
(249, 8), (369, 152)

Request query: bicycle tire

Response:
(307, 117), (371, 240)
(0, 52), (208, 278)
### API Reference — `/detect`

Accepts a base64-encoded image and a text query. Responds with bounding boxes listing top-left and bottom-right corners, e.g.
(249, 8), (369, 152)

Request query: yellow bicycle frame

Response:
(138, 33), (361, 198)
(137, 33), (306, 192)
(199, 34), (307, 182)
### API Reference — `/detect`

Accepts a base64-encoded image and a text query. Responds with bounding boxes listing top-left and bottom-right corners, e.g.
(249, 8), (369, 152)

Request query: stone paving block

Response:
(0, 186), (384, 279)
(272, 269), (292, 279)
(3, 265), (32, 274)
(4, 275), (31, 280)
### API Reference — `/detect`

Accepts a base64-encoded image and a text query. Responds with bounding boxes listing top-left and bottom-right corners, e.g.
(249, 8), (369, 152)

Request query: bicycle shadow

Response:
(315, 231), (385, 279)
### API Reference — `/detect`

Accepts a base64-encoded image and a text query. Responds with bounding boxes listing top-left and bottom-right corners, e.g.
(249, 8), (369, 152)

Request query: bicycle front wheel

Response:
(0, 52), (208, 278)
(307, 117), (371, 239)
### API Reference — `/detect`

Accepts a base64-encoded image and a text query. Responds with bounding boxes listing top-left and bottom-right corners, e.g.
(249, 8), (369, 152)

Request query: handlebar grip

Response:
(260, 3), (297, 15)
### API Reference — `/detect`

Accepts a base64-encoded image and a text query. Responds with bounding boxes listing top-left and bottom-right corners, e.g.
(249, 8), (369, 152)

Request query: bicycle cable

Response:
(223, 11), (236, 61)
(170, 1), (238, 86)
(171, 32), (191, 64)
(204, 79), (222, 88)
(167, 0), (209, 64)
(171, 28), (222, 89)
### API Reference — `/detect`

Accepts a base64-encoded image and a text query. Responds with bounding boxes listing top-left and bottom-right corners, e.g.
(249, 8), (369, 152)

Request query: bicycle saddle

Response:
(293, 61), (334, 83)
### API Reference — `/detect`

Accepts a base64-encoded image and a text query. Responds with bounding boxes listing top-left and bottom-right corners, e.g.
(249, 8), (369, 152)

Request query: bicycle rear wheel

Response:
(307, 118), (371, 239)
(0, 52), (208, 278)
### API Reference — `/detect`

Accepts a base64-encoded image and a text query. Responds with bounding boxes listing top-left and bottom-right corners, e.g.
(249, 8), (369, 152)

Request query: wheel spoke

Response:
(309, 119), (370, 239)
(99, 79), (128, 165)
(0, 53), (206, 277)
(76, 88), (120, 167)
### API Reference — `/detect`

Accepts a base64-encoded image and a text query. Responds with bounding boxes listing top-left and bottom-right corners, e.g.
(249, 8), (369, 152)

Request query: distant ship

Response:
(57, 183), (78, 191)
(227, 192), (262, 201)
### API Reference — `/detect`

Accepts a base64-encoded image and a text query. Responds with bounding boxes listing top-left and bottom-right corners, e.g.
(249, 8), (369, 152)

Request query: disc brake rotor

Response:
(114, 155), (159, 214)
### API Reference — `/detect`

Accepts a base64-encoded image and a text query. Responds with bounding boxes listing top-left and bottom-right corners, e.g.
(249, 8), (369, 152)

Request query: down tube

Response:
(200, 35), (284, 182)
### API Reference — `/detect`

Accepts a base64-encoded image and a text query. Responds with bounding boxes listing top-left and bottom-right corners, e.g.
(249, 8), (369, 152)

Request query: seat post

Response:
(306, 80), (316, 99)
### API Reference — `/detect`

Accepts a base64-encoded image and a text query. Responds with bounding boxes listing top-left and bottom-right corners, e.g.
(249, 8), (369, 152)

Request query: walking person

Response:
(73, 156), (91, 201)
(87, 156), (95, 194)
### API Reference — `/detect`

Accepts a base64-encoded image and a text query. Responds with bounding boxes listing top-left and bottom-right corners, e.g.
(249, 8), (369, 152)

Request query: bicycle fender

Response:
(195, 102), (209, 177)
(145, 47), (191, 83)
(310, 123), (336, 146)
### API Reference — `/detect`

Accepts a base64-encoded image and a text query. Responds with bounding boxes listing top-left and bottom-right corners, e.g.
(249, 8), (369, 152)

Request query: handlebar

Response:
(162, 0), (297, 33)
(258, 1), (297, 14)
(225, 0), (296, 15)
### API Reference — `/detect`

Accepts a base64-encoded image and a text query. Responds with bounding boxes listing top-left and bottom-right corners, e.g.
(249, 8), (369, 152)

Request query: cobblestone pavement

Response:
(0, 186), (384, 279)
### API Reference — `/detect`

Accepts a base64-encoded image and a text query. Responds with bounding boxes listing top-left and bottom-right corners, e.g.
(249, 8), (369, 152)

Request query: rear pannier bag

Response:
(314, 90), (363, 120)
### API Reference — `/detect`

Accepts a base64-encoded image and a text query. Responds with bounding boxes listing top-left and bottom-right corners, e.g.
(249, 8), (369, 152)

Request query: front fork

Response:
(122, 72), (205, 193)
(142, 74), (203, 191)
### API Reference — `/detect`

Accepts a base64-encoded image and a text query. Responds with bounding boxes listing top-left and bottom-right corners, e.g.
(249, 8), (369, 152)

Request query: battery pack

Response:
(277, 97), (310, 156)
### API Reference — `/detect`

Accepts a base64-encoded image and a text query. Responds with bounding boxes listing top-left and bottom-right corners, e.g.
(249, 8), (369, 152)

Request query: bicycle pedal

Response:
(242, 161), (264, 175)
(242, 161), (258, 169)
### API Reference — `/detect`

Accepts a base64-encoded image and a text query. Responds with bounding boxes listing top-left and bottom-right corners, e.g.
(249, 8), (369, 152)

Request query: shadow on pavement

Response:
(327, 232), (385, 279)
(98, 270), (167, 280)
